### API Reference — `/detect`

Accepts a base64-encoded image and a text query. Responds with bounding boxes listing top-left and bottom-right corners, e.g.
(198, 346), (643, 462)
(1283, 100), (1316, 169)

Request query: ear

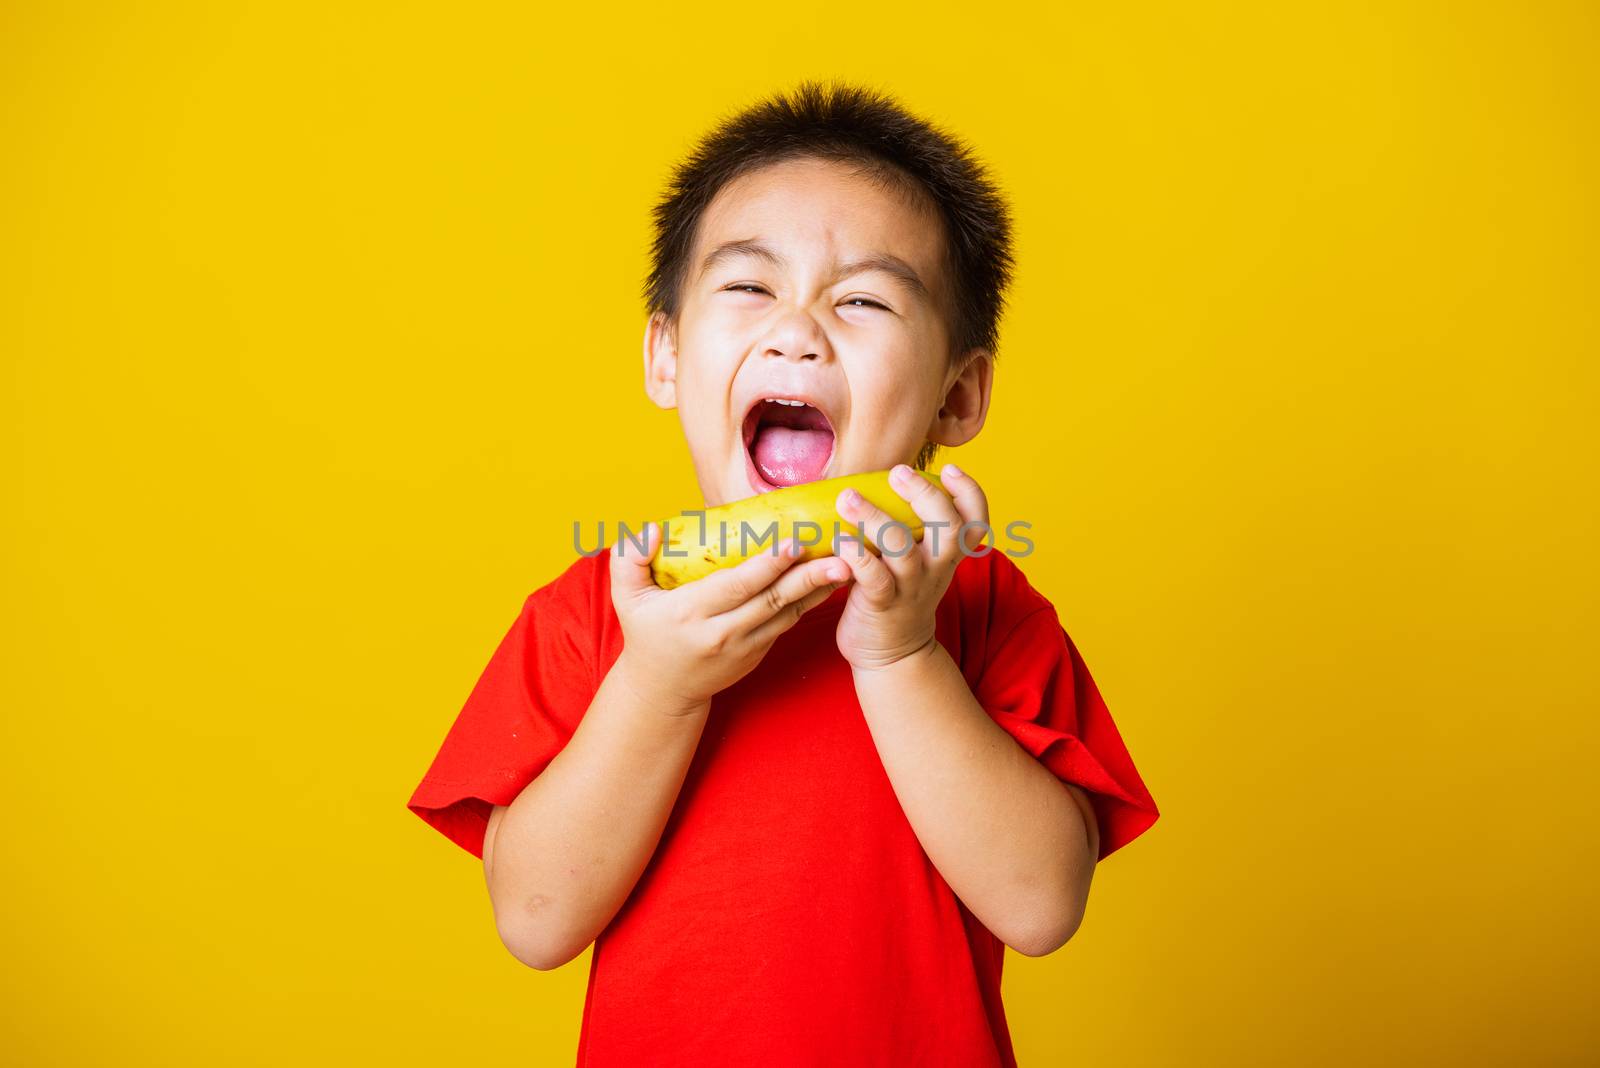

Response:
(642, 312), (679, 410)
(926, 348), (993, 447)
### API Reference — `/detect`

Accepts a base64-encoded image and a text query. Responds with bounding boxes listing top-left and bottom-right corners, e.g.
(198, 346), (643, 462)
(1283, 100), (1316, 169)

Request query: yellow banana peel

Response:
(650, 469), (944, 589)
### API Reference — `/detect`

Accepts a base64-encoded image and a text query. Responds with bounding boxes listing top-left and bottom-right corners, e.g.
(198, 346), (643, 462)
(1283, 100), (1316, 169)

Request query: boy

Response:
(407, 80), (1160, 1066)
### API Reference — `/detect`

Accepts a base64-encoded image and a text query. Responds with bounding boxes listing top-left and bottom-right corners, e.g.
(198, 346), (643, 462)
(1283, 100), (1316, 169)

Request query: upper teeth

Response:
(769, 398), (807, 406)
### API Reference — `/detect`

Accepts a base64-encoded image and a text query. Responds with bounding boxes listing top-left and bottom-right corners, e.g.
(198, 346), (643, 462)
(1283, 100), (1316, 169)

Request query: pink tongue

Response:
(752, 426), (833, 486)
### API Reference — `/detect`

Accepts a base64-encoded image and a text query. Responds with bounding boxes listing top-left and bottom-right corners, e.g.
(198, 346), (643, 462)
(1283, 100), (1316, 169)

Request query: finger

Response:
(690, 536), (805, 613)
(718, 554), (851, 633)
(746, 576), (848, 647)
(836, 486), (916, 569)
(939, 464), (992, 555)
(833, 533), (896, 607)
(609, 521), (662, 600)
(887, 463), (961, 562)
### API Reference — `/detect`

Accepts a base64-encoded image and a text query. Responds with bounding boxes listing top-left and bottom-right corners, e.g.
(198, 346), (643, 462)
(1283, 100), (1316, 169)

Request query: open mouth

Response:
(742, 397), (836, 492)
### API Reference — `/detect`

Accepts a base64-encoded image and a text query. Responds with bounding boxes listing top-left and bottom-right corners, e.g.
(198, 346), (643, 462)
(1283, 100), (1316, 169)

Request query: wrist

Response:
(610, 651), (712, 719)
(848, 635), (943, 678)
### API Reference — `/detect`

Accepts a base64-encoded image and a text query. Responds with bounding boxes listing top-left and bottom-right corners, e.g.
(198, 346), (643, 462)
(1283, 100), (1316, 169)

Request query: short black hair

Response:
(642, 79), (1016, 471)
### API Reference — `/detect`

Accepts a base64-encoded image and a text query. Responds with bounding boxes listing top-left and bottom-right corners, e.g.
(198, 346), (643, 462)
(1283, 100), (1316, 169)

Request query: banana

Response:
(649, 469), (945, 589)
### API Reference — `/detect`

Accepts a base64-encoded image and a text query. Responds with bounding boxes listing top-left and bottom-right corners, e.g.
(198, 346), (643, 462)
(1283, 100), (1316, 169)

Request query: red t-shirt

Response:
(407, 545), (1159, 1067)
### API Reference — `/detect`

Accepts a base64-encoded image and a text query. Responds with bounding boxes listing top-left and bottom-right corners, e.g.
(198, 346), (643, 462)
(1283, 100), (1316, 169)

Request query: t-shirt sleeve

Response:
(405, 577), (598, 860)
(973, 600), (1160, 862)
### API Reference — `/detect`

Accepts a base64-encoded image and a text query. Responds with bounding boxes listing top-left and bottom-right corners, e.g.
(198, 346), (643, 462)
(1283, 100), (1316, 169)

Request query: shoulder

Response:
(524, 546), (630, 677)
(950, 546), (1057, 629)
(524, 547), (611, 617)
(944, 548), (1061, 673)
(512, 549), (615, 663)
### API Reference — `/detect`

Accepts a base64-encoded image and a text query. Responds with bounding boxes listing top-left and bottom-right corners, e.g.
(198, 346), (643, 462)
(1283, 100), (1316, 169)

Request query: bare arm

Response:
(829, 464), (1099, 957)
(483, 655), (710, 971)
(483, 527), (848, 971)
(853, 640), (1100, 957)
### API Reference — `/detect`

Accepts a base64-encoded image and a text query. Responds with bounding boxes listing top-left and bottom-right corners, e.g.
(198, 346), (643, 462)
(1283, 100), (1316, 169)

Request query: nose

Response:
(760, 306), (833, 363)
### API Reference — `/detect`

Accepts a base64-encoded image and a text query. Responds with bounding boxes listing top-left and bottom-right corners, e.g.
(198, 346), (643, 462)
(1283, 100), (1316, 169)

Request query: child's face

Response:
(644, 156), (991, 507)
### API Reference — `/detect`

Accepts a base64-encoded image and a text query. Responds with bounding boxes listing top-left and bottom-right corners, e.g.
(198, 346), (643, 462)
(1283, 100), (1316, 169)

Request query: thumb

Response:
(609, 521), (661, 598)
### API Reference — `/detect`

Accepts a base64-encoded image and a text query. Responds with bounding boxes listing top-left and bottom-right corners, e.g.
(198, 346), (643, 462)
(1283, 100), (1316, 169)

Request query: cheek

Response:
(847, 350), (933, 419)
(689, 299), (759, 344)
(669, 351), (740, 440)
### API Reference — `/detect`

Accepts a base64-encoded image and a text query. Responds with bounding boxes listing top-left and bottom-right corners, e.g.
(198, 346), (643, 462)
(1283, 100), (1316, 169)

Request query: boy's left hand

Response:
(831, 463), (989, 672)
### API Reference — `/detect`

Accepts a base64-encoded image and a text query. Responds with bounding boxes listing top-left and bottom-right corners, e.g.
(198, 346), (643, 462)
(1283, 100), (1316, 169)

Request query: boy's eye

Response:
(721, 284), (889, 312)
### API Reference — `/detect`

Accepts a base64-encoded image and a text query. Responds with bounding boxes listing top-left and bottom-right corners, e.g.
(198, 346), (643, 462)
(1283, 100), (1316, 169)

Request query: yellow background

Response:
(4, 2), (1595, 1064)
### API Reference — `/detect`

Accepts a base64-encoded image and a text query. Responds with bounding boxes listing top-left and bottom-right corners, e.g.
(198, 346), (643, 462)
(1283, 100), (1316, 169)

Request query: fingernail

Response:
(843, 488), (862, 504)
(890, 464), (911, 481)
(944, 463), (963, 478)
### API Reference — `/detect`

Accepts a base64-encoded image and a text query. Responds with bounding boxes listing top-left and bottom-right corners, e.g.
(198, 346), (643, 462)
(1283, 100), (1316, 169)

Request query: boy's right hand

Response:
(608, 523), (850, 715)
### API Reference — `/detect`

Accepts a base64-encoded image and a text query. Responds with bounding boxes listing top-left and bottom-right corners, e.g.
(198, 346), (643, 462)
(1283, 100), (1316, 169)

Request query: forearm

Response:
(852, 639), (1096, 956)
(485, 653), (710, 969)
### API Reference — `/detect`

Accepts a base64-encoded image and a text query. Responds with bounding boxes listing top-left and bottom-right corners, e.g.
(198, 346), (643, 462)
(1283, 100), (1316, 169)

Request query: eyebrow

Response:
(696, 238), (932, 303)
